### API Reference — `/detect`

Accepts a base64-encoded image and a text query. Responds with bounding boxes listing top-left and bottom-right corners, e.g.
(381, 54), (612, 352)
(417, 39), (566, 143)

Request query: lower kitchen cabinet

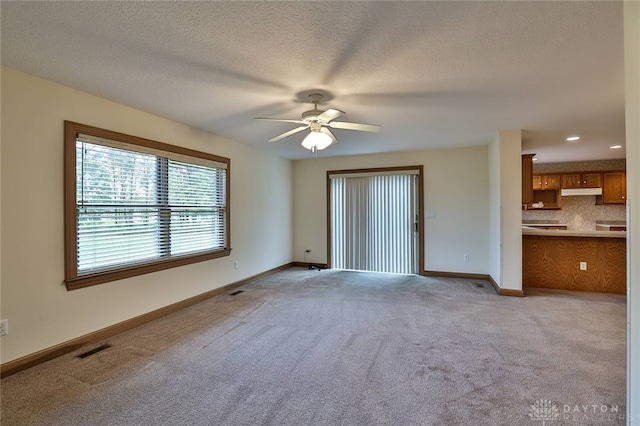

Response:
(523, 234), (626, 294)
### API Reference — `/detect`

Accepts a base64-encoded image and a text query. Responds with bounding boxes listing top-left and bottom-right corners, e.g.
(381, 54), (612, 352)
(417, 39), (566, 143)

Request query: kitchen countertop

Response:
(595, 220), (626, 231)
(596, 220), (626, 225)
(595, 224), (627, 230)
(522, 220), (561, 224)
(522, 228), (626, 238)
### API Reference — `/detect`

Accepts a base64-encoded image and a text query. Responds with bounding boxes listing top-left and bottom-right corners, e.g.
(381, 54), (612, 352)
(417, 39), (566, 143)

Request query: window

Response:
(64, 121), (230, 290)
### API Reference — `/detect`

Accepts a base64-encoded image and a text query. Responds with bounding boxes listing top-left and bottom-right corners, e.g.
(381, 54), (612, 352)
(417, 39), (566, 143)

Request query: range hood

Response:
(561, 188), (603, 196)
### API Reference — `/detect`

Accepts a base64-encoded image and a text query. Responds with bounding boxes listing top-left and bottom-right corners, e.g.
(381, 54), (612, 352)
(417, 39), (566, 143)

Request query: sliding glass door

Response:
(329, 168), (420, 274)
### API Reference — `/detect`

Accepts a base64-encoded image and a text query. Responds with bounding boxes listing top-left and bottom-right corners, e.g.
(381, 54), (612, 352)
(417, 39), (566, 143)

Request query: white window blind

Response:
(75, 136), (227, 275)
(331, 173), (418, 274)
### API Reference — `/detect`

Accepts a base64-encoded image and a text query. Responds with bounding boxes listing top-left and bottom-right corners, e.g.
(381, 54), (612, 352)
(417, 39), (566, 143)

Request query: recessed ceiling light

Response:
(610, 145), (622, 149)
(566, 136), (580, 141)
(532, 157), (538, 161)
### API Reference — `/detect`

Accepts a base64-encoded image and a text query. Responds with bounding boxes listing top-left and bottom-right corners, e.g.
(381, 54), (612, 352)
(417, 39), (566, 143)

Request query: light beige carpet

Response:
(1, 268), (627, 425)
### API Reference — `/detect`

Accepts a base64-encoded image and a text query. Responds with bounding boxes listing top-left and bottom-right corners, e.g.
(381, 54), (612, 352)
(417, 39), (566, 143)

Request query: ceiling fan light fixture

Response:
(256, 92), (380, 153)
(302, 130), (332, 151)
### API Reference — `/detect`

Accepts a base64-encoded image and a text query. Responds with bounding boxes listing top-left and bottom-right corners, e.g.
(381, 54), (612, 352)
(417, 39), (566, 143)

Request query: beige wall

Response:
(488, 130), (523, 291)
(292, 146), (490, 275)
(500, 131), (524, 291)
(488, 135), (501, 283)
(624, 2), (640, 423)
(0, 67), (3, 351)
(0, 68), (293, 363)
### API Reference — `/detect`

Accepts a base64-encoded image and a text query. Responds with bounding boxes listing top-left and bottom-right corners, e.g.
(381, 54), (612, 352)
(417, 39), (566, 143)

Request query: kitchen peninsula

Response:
(522, 227), (626, 294)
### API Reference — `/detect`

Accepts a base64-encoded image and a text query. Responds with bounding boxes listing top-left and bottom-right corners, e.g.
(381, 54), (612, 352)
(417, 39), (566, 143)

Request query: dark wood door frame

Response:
(326, 165), (425, 274)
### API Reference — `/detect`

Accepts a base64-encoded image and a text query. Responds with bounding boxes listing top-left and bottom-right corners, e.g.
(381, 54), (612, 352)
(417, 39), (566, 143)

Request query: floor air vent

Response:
(77, 344), (111, 359)
(475, 283), (485, 288)
(229, 290), (244, 296)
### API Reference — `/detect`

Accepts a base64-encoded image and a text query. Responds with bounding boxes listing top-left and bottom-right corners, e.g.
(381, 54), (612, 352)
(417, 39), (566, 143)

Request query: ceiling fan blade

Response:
(317, 108), (345, 123)
(267, 125), (309, 143)
(255, 118), (306, 124)
(329, 121), (382, 132)
(321, 127), (339, 145)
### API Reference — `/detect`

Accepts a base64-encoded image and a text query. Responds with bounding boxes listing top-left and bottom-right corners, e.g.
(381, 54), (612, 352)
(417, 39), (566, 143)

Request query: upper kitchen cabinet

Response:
(533, 174), (560, 190)
(583, 173), (603, 188)
(562, 172), (603, 189)
(602, 172), (626, 204)
(532, 175), (542, 190)
(531, 173), (561, 209)
(522, 154), (535, 205)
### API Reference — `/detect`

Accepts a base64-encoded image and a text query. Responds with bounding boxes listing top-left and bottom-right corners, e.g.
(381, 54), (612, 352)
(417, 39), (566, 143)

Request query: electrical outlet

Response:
(0, 319), (8, 337)
(305, 248), (312, 253)
(234, 260), (239, 270)
(463, 254), (470, 262)
(580, 262), (587, 271)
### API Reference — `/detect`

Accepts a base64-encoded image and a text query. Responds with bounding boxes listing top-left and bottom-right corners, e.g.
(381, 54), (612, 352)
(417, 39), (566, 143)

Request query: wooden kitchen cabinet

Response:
(562, 172), (602, 189)
(523, 234), (626, 294)
(532, 175), (542, 190)
(532, 189), (561, 209)
(603, 172), (626, 204)
(562, 174), (581, 189)
(522, 154), (534, 205)
(583, 173), (603, 188)
(533, 174), (560, 190)
(543, 174), (560, 189)
(530, 173), (561, 209)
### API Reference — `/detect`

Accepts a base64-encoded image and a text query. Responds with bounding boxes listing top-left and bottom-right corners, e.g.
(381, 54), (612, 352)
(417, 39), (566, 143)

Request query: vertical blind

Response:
(331, 172), (418, 274)
(76, 136), (227, 275)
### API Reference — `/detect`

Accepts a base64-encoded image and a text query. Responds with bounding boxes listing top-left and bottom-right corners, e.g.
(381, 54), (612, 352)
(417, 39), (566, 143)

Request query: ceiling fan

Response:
(255, 93), (381, 152)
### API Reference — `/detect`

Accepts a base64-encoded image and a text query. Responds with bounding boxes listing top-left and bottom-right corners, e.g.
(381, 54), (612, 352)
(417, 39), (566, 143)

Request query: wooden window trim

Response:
(64, 121), (231, 290)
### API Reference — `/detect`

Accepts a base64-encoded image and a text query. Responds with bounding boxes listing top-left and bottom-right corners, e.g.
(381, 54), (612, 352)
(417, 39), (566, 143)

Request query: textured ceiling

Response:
(1, 1), (625, 162)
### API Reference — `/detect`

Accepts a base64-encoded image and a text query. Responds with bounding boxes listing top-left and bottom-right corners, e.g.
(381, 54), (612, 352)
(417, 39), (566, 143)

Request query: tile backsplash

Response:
(533, 159), (625, 173)
(522, 196), (626, 231)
